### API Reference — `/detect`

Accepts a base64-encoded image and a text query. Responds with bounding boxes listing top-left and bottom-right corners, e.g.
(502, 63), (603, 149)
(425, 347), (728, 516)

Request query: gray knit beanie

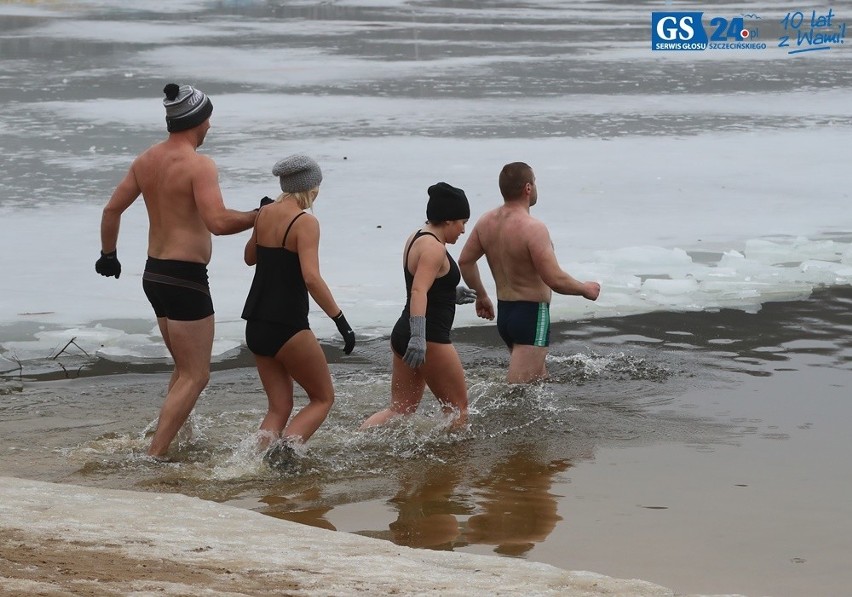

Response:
(163, 83), (213, 132)
(273, 154), (323, 193)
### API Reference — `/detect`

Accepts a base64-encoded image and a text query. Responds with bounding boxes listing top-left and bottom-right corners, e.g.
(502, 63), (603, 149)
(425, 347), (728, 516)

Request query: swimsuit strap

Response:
(404, 229), (441, 266)
(282, 211), (307, 247)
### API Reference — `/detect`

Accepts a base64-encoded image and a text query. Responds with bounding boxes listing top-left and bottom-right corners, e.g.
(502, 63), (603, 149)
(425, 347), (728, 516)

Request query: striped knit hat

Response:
(162, 83), (213, 132)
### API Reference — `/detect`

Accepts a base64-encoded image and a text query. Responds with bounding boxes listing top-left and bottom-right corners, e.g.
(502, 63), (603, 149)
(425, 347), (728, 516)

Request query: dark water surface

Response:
(2, 287), (850, 596)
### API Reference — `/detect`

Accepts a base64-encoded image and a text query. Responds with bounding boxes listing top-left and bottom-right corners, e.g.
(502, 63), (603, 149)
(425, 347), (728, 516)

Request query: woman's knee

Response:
(309, 386), (334, 408)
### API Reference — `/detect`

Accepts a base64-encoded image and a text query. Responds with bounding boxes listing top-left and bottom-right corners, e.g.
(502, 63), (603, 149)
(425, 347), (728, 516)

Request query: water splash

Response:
(547, 351), (673, 383)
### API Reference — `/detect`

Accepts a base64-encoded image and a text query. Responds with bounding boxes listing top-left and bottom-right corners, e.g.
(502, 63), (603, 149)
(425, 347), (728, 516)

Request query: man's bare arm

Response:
(101, 166), (142, 252)
(458, 226), (495, 320)
(193, 156), (255, 235)
(459, 226), (488, 295)
(529, 224), (599, 299)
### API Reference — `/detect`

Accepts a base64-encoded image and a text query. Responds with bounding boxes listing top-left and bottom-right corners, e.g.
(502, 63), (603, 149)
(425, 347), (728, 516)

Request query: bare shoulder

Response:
(480, 206), (501, 219)
(475, 207), (500, 226)
(416, 234), (446, 268)
(509, 210), (547, 232)
(131, 143), (160, 168)
(292, 211), (320, 248)
(193, 152), (217, 171)
(513, 214), (549, 246)
(525, 214), (550, 232)
(470, 207), (500, 237)
(408, 229), (444, 258)
(298, 211), (319, 227)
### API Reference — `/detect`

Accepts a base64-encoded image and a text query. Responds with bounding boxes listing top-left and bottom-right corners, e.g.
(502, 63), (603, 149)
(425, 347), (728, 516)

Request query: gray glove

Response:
(403, 315), (426, 368)
(455, 286), (476, 305)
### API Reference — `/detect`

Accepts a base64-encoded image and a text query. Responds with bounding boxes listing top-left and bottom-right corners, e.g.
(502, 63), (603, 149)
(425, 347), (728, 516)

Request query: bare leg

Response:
(254, 354), (294, 451)
(421, 342), (468, 430)
(276, 330), (334, 442)
(147, 315), (213, 457)
(154, 317), (179, 392)
(506, 345), (548, 384)
(360, 348), (426, 429)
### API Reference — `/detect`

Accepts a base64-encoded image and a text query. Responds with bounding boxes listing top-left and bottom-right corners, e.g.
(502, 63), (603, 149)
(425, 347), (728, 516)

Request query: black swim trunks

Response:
(142, 257), (214, 321)
(496, 300), (550, 348)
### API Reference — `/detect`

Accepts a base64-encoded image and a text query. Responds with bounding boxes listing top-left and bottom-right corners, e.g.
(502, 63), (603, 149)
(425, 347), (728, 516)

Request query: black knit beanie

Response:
(426, 182), (470, 222)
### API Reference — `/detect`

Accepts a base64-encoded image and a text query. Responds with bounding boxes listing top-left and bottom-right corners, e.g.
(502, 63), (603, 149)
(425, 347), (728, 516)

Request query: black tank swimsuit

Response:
(242, 211), (310, 357)
(390, 230), (460, 357)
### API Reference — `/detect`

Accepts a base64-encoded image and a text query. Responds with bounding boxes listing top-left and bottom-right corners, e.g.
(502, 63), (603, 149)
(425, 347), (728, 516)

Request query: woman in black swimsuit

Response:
(242, 155), (355, 458)
(361, 182), (476, 431)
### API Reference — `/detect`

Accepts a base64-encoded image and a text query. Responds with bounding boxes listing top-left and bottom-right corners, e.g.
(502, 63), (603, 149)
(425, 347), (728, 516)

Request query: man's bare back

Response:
(471, 205), (554, 303)
(135, 139), (216, 263)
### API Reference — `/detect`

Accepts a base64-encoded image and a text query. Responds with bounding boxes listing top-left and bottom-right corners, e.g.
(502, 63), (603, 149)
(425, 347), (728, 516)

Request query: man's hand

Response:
(583, 282), (601, 301)
(95, 250), (121, 279)
(475, 295), (495, 320)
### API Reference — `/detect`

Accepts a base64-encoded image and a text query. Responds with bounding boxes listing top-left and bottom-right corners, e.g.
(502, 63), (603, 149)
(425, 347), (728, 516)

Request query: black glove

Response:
(332, 311), (356, 355)
(256, 196), (274, 211)
(95, 250), (121, 279)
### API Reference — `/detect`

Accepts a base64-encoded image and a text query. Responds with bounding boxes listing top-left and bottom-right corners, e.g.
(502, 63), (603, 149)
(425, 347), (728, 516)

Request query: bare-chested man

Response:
(96, 83), (257, 459)
(458, 162), (600, 384)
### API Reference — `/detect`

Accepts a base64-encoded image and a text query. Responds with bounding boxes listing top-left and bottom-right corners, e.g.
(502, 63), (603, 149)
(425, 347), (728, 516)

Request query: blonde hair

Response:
(277, 187), (319, 210)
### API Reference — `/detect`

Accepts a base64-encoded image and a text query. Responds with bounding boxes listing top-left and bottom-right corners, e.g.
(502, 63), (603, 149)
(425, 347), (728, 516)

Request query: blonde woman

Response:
(242, 155), (355, 463)
(361, 182), (476, 431)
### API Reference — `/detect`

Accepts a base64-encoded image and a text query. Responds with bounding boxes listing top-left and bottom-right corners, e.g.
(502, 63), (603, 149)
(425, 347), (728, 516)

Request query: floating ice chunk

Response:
(599, 274), (644, 291)
(641, 277), (699, 295)
(0, 355), (20, 374)
(212, 339), (243, 361)
(697, 279), (763, 299)
(637, 278), (704, 310)
(744, 239), (797, 264)
(1, 325), (127, 361)
(717, 249), (778, 276)
(745, 237), (844, 265)
(793, 237), (843, 261)
(97, 340), (170, 362)
(594, 246), (693, 275)
(800, 260), (852, 285)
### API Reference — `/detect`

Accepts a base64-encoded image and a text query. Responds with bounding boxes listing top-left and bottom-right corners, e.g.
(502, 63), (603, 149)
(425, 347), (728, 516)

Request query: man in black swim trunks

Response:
(459, 162), (600, 383)
(96, 83), (257, 458)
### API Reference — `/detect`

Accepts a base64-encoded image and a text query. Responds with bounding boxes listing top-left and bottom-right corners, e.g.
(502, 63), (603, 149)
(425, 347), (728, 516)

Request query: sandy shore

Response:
(0, 476), (745, 597)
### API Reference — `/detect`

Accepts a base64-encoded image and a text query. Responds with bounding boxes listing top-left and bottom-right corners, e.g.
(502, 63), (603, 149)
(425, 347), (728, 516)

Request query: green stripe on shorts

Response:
(534, 302), (550, 347)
